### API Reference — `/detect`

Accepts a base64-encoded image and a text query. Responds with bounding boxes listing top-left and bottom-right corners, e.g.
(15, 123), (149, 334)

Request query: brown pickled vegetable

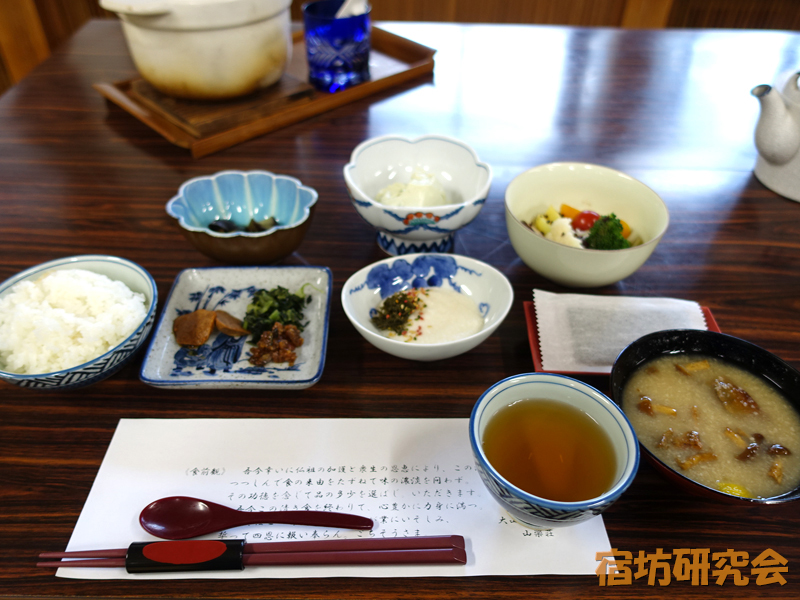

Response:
(736, 443), (759, 461)
(768, 444), (791, 456)
(637, 396), (677, 416)
(173, 310), (217, 347)
(677, 451), (717, 470)
(768, 460), (784, 484)
(675, 359), (710, 375)
(676, 430), (703, 450)
(656, 429), (703, 450)
(714, 379), (760, 414)
(724, 427), (749, 448)
(657, 428), (674, 448)
(173, 309), (250, 347)
(215, 310), (250, 337)
(249, 322), (304, 367)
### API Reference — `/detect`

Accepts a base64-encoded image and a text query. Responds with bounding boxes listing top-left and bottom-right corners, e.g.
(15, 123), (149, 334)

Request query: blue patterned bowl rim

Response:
(469, 372), (640, 511)
(342, 253), (514, 349)
(344, 134), (492, 208)
(166, 170), (319, 239)
(0, 255), (158, 379)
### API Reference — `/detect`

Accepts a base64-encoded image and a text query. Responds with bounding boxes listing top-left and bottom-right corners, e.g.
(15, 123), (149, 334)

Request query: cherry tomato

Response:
(571, 210), (600, 231)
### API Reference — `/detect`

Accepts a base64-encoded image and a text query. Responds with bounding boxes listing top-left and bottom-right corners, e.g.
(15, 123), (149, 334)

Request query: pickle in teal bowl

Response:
(167, 170), (318, 265)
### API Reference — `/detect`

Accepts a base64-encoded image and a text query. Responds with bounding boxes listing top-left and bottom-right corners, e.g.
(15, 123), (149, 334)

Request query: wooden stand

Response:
(93, 28), (436, 158)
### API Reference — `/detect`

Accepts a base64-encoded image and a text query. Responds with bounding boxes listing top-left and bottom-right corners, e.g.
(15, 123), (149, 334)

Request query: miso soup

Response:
(622, 354), (800, 499)
(482, 399), (617, 502)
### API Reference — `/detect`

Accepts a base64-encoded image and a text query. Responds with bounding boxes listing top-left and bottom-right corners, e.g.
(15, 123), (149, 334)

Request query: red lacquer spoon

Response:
(140, 496), (374, 540)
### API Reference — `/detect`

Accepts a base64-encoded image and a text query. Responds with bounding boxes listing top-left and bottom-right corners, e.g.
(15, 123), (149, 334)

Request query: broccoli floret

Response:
(584, 214), (631, 250)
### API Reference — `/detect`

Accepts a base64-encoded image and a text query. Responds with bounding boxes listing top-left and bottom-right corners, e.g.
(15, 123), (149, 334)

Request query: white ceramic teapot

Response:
(752, 72), (800, 202)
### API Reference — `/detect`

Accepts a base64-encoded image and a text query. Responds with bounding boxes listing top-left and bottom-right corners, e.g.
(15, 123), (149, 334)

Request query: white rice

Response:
(0, 268), (147, 374)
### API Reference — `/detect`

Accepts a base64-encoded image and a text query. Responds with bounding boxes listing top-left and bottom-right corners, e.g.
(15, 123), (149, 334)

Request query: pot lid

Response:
(100, 0), (291, 30)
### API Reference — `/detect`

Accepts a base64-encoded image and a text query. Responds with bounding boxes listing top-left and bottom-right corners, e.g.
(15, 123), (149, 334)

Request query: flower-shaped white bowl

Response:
(343, 135), (492, 255)
(166, 170), (318, 265)
(341, 253), (513, 361)
(0, 255), (157, 390)
(505, 162), (669, 287)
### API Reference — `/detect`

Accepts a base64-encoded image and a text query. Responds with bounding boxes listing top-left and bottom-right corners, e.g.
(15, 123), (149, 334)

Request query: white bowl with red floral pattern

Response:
(343, 134), (492, 255)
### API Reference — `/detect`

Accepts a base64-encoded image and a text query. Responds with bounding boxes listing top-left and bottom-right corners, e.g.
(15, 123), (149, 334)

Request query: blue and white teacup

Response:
(470, 373), (639, 528)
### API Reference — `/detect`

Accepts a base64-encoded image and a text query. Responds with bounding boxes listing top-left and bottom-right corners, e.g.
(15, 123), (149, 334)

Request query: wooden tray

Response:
(94, 27), (435, 158)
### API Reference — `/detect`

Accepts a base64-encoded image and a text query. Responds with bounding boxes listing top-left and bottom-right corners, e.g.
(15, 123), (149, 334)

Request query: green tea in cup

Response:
(482, 398), (617, 502)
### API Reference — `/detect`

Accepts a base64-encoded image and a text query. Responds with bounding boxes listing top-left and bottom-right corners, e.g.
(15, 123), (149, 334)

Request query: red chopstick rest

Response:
(126, 540), (245, 573)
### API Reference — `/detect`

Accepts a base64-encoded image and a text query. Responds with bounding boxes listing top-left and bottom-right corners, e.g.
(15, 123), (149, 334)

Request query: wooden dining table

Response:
(2, 17), (800, 599)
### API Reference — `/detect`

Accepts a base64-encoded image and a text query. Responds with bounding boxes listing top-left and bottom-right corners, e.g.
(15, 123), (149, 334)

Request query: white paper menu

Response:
(59, 418), (610, 579)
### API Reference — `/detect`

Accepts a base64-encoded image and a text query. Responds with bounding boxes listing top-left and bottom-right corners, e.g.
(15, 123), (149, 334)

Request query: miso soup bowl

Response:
(611, 329), (800, 504)
(470, 373), (640, 528)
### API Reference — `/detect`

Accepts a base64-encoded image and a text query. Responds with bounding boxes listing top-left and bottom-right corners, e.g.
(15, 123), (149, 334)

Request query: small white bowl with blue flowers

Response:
(341, 253), (513, 361)
(343, 135), (492, 255)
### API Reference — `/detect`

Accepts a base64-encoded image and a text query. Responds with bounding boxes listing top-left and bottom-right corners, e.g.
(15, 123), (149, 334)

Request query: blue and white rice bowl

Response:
(470, 373), (639, 528)
(0, 255), (157, 390)
(341, 253), (513, 361)
(343, 134), (492, 255)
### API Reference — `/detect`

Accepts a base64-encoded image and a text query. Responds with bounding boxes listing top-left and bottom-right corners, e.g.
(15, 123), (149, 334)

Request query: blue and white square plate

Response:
(140, 266), (331, 389)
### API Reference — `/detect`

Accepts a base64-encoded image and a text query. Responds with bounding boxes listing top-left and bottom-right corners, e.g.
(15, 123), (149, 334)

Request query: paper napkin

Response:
(533, 289), (708, 373)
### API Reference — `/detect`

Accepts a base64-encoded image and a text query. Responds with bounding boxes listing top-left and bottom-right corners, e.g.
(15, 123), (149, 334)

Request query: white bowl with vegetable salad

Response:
(505, 162), (669, 288)
(342, 254), (513, 361)
(0, 255), (157, 389)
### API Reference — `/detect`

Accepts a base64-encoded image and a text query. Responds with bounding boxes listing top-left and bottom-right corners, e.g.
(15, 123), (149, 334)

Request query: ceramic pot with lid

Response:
(101, 0), (293, 100)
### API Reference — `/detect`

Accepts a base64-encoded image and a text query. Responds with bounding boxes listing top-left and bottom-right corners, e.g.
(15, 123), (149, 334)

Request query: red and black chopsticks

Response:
(37, 536), (467, 573)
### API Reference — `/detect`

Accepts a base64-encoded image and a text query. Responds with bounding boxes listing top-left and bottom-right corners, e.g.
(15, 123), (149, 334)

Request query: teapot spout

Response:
(752, 80), (800, 165)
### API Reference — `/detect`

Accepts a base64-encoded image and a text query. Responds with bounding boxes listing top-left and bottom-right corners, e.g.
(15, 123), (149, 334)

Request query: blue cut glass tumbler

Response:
(302, 1), (371, 93)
